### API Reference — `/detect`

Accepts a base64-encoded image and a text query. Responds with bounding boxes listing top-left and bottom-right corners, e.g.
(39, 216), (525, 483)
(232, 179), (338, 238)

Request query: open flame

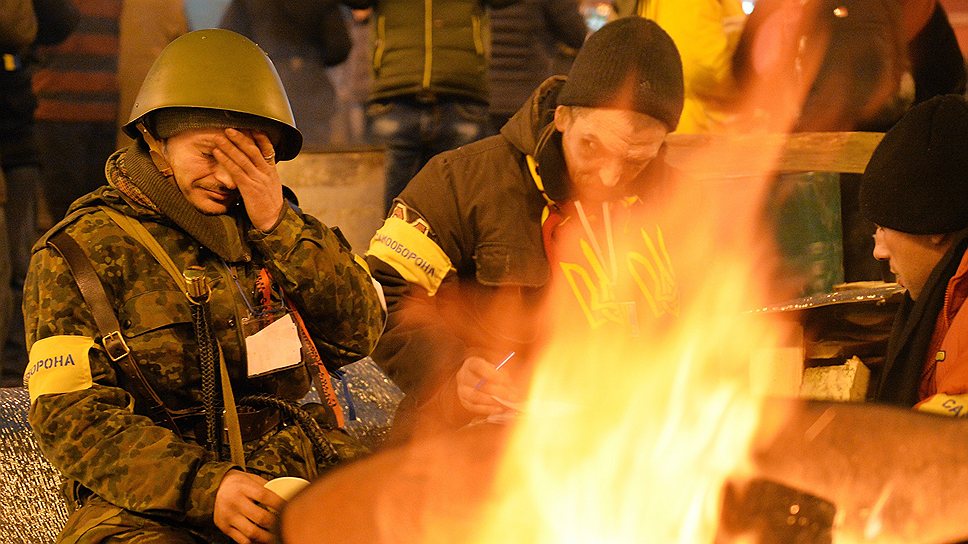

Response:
(417, 9), (911, 540)
(358, 20), (881, 539)
(461, 134), (801, 543)
(284, 10), (931, 541)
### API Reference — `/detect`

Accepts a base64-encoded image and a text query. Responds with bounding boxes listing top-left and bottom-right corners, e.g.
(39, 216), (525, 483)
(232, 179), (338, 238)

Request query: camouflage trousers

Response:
(56, 424), (369, 543)
(58, 495), (227, 544)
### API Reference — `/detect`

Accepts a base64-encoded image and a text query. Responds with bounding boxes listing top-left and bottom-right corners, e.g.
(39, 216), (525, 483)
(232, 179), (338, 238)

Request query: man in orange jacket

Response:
(860, 94), (968, 413)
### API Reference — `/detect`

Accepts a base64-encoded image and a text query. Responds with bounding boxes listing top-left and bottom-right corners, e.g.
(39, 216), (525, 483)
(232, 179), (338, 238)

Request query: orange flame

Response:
(458, 132), (801, 543)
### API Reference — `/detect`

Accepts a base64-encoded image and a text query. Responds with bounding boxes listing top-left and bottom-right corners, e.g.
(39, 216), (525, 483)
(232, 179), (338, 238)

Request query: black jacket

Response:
(365, 77), (678, 436)
(487, 0), (586, 116)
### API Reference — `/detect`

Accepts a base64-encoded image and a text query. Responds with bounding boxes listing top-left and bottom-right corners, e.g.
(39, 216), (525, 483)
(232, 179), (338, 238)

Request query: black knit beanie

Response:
(860, 94), (968, 234)
(558, 17), (684, 131)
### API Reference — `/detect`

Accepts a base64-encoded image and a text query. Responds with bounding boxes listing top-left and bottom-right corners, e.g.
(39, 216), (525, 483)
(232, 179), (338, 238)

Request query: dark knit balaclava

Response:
(558, 17), (684, 131)
(860, 94), (968, 234)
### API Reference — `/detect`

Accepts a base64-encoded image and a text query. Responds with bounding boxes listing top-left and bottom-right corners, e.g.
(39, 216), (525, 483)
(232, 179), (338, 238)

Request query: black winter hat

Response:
(558, 17), (684, 130)
(860, 94), (968, 234)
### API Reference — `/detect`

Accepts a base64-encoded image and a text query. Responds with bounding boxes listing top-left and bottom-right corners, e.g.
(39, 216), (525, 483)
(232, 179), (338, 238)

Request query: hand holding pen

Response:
(455, 351), (519, 416)
(474, 351), (515, 390)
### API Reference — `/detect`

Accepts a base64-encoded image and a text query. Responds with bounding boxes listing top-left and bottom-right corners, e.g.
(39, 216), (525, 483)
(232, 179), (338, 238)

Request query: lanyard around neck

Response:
(575, 200), (618, 285)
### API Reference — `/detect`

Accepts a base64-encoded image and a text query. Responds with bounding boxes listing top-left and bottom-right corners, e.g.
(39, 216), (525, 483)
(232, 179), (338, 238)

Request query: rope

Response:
(238, 394), (341, 467)
(191, 301), (222, 458)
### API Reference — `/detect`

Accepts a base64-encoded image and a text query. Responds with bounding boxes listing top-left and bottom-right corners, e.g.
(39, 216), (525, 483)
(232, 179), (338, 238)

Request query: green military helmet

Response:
(123, 29), (302, 161)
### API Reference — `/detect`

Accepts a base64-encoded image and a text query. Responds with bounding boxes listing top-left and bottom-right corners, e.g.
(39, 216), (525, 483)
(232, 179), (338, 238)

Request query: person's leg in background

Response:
(0, 121), (43, 381)
(2, 162), (41, 379)
(0, 167), (11, 385)
(488, 112), (512, 136)
(366, 100), (427, 213)
(430, 99), (491, 159)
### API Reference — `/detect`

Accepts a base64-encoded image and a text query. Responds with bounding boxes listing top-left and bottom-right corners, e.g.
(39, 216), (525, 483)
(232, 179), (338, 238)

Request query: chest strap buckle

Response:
(102, 330), (131, 362)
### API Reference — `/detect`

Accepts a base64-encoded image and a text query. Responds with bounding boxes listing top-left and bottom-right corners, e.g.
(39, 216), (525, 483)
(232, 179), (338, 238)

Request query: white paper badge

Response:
(245, 313), (302, 377)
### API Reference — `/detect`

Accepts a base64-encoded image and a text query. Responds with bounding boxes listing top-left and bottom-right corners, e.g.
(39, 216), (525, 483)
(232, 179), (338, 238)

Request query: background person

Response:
(486, 0), (587, 131)
(220, 0), (352, 150)
(859, 94), (968, 412)
(115, 0), (189, 149)
(1, 0), (77, 383)
(342, 0), (519, 212)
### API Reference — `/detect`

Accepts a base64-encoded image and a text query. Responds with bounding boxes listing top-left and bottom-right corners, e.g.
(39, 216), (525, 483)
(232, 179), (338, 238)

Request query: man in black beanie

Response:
(363, 17), (686, 440)
(859, 94), (968, 413)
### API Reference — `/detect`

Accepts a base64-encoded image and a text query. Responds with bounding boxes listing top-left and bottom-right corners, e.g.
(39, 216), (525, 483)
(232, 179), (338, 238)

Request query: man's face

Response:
(872, 226), (949, 300)
(163, 127), (244, 215)
(554, 106), (668, 203)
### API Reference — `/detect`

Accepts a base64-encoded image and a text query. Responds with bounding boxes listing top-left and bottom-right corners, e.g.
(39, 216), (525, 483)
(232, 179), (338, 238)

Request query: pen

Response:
(474, 351), (516, 390)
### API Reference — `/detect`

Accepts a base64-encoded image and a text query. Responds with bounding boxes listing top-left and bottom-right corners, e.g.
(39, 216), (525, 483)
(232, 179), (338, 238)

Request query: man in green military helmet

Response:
(22, 29), (385, 543)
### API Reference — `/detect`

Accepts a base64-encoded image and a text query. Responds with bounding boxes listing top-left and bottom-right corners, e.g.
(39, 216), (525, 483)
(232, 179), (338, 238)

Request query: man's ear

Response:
(931, 233), (955, 248)
(137, 123), (173, 177)
(553, 105), (570, 133)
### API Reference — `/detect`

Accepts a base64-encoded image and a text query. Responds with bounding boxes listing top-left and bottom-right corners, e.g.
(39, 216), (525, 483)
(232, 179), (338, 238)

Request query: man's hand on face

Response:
(456, 355), (520, 416)
(214, 469), (286, 544)
(212, 128), (284, 231)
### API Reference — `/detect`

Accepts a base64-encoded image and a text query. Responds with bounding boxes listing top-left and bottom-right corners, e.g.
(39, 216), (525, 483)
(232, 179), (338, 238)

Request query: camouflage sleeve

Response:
(23, 234), (236, 529)
(248, 204), (386, 367)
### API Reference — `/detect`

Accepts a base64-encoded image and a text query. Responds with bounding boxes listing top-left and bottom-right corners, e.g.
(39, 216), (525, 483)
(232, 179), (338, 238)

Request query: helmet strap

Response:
(137, 122), (174, 177)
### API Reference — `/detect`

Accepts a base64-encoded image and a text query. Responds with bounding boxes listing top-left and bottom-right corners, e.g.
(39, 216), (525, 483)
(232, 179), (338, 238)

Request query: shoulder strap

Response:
(99, 206), (189, 293)
(97, 206), (245, 465)
(47, 230), (179, 432)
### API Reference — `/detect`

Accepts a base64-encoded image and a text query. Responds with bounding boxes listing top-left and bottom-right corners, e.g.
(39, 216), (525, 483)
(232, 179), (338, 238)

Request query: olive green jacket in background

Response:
(343, 0), (519, 104)
(23, 146), (384, 540)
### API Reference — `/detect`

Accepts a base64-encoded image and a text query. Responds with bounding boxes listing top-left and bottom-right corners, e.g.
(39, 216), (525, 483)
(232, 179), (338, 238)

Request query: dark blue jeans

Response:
(366, 98), (490, 212)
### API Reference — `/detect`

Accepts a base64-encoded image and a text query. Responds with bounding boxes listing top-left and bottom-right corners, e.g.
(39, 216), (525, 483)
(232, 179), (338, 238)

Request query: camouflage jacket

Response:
(23, 146), (385, 534)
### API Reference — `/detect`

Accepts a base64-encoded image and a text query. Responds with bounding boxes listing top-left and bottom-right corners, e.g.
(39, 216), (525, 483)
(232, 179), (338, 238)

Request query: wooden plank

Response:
(665, 132), (884, 177)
